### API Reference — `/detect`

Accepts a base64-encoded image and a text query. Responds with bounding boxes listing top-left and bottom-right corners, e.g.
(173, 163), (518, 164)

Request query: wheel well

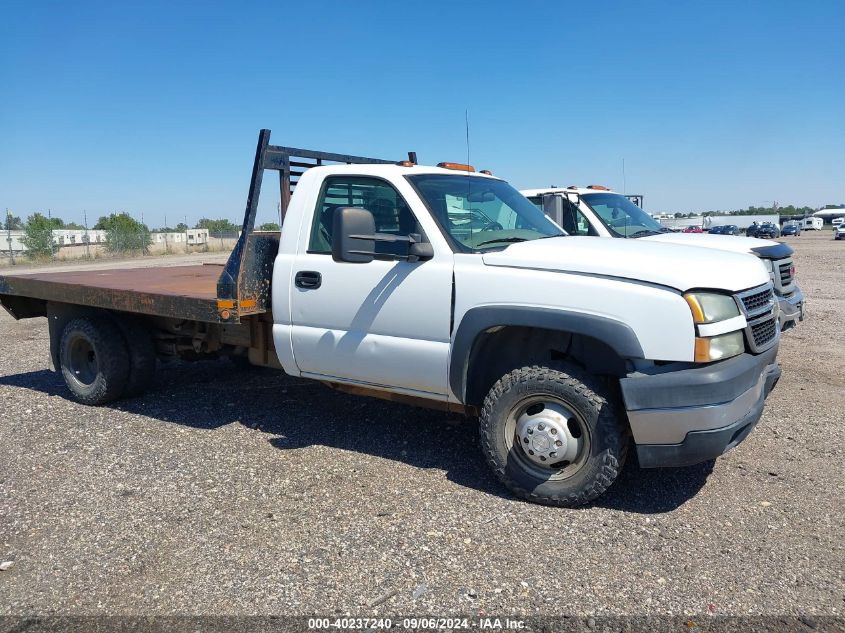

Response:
(463, 326), (628, 406)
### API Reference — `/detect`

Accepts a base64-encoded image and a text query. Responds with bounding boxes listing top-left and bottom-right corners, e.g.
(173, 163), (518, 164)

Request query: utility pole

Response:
(48, 208), (55, 258)
(84, 210), (91, 259)
(184, 214), (189, 250)
(5, 208), (14, 265)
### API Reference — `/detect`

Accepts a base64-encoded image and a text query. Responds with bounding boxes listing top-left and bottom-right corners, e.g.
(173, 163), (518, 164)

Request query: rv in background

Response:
(800, 217), (823, 230)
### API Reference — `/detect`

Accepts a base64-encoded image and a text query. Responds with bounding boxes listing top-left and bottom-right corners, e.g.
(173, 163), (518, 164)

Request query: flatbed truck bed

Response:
(0, 264), (224, 322)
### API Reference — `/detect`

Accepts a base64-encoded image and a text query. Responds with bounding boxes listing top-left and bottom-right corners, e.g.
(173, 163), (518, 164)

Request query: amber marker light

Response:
(437, 162), (475, 172)
(684, 294), (706, 324)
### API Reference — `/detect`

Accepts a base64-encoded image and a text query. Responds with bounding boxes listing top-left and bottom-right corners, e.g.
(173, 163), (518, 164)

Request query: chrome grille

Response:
(779, 262), (794, 286)
(750, 316), (777, 349)
(771, 256), (795, 292)
(735, 283), (779, 353)
(740, 287), (774, 317)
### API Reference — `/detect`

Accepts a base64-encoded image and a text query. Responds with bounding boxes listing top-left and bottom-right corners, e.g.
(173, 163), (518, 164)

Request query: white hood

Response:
(642, 232), (780, 256)
(482, 236), (770, 293)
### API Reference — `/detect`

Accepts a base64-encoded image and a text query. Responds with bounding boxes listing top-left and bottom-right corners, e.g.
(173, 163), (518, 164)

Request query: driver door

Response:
(288, 175), (453, 397)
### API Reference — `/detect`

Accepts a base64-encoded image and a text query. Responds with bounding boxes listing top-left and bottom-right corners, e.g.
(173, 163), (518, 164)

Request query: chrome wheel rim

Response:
(505, 395), (591, 481)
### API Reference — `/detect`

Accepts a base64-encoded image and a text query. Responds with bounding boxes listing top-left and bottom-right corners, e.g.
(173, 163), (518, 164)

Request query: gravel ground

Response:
(0, 232), (842, 618)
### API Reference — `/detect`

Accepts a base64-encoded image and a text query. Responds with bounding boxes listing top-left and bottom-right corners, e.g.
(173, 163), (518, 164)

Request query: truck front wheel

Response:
(479, 363), (628, 507)
(59, 317), (130, 405)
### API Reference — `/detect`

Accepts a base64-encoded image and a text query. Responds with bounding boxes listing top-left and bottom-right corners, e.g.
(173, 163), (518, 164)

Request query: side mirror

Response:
(332, 207), (375, 263)
(408, 241), (434, 261)
(330, 206), (435, 263)
(542, 194), (566, 227)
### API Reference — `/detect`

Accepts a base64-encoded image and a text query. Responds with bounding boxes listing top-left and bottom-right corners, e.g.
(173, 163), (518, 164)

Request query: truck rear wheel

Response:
(59, 317), (130, 405)
(115, 317), (156, 397)
(479, 363), (628, 507)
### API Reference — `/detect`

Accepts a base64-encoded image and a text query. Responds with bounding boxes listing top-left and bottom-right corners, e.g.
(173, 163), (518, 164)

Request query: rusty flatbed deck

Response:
(0, 264), (227, 322)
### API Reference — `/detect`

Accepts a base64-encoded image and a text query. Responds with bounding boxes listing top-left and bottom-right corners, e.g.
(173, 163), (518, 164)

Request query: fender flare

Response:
(449, 305), (644, 403)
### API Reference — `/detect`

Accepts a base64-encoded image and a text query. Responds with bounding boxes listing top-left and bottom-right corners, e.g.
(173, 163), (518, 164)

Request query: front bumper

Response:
(620, 346), (780, 468)
(777, 287), (804, 332)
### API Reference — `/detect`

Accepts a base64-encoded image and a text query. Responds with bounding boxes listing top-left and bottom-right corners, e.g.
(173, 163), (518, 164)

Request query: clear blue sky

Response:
(2, 0), (843, 228)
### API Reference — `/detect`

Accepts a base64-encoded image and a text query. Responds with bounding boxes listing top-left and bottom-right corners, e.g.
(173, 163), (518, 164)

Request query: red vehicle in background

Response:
(682, 226), (704, 233)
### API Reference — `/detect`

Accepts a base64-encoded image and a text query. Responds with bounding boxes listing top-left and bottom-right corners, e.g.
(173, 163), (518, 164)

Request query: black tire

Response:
(479, 363), (629, 507)
(114, 317), (156, 397)
(59, 317), (131, 405)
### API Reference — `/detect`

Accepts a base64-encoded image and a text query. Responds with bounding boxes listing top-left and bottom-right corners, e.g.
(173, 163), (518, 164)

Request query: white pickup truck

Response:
(0, 131), (782, 506)
(522, 187), (805, 332)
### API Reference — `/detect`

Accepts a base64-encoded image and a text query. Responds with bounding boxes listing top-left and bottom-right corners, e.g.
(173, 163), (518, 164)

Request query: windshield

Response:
(581, 192), (665, 237)
(408, 174), (564, 251)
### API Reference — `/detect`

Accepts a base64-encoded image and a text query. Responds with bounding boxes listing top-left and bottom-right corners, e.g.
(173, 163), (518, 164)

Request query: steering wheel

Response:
(482, 221), (504, 231)
(367, 198), (396, 223)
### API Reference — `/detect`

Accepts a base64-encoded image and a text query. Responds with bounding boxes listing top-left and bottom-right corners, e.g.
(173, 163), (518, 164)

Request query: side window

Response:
(308, 176), (421, 255)
(555, 200), (586, 236)
(527, 196), (543, 211)
(561, 200), (597, 236)
(573, 208), (594, 236)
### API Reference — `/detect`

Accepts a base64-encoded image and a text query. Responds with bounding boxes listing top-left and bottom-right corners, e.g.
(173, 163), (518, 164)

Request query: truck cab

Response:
(522, 186), (804, 332)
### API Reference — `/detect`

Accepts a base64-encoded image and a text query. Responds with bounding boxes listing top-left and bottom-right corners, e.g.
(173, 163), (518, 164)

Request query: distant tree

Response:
(709, 204), (815, 217)
(97, 212), (151, 254)
(257, 222), (281, 231)
(35, 215), (67, 230)
(64, 222), (85, 230)
(150, 224), (189, 233)
(3, 213), (24, 230)
(196, 218), (239, 234)
(21, 213), (55, 258)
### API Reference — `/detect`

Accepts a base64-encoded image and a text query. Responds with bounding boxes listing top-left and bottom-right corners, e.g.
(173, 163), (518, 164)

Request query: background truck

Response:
(0, 131), (782, 506)
(523, 186), (805, 332)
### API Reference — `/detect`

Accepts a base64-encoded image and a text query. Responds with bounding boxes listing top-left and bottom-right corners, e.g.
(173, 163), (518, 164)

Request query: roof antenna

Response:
(622, 157), (627, 194)
(465, 109), (470, 167)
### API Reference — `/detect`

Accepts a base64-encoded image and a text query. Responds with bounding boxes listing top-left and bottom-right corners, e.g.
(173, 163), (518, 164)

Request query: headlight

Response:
(694, 331), (745, 362)
(684, 292), (741, 324)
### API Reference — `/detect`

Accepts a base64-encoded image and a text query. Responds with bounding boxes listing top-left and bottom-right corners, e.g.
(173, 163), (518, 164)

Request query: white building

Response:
(187, 228), (209, 245)
(3, 230), (26, 253)
(150, 229), (209, 246)
(3, 229), (107, 255)
(660, 214), (780, 230)
(812, 208), (845, 225)
(53, 229), (107, 246)
(150, 232), (186, 244)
